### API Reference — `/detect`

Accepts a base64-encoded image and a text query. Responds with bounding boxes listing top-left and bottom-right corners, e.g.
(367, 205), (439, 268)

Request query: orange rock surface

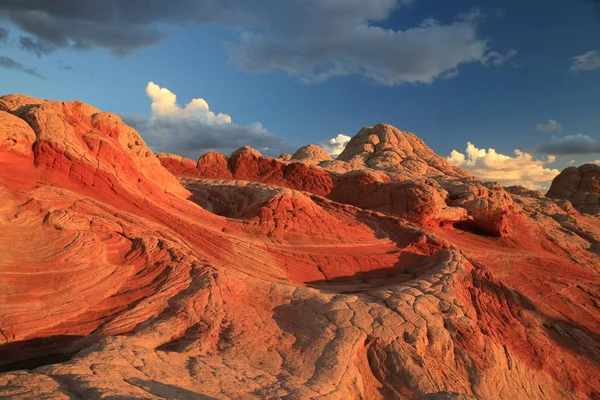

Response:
(547, 164), (600, 215)
(0, 95), (599, 399)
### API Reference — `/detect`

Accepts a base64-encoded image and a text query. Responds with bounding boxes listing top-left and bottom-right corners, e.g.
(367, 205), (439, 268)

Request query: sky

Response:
(1, 0), (599, 190)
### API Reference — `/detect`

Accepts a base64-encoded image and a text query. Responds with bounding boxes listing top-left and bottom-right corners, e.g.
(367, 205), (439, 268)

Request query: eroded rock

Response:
(547, 164), (600, 215)
(1, 96), (599, 400)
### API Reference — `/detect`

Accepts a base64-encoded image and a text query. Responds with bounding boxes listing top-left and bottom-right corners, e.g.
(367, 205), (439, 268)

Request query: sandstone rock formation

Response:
(333, 124), (469, 178)
(1, 95), (599, 399)
(291, 144), (333, 165)
(158, 146), (336, 197)
(328, 171), (468, 228)
(547, 164), (600, 215)
(0, 110), (36, 159)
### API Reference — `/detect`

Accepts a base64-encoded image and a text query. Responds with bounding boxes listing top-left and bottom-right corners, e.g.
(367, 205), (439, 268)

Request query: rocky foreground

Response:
(0, 94), (599, 399)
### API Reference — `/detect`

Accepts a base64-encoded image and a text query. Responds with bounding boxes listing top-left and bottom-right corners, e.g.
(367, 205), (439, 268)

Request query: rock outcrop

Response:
(547, 164), (600, 215)
(291, 144), (333, 165)
(157, 125), (515, 236)
(328, 170), (469, 227)
(334, 124), (469, 178)
(0, 110), (36, 159)
(1, 95), (599, 400)
(158, 147), (336, 197)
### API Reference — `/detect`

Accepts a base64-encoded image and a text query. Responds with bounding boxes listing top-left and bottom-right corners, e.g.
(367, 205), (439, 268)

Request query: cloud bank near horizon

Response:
(447, 142), (560, 190)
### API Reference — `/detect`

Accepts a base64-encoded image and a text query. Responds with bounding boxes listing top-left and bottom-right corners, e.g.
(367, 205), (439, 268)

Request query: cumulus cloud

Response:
(447, 142), (560, 190)
(123, 82), (291, 158)
(536, 119), (563, 133)
(0, 1), (509, 85)
(586, 159), (600, 164)
(321, 134), (352, 157)
(145, 82), (232, 124)
(569, 50), (600, 74)
(534, 134), (600, 156)
(0, 55), (44, 79)
(480, 49), (517, 67)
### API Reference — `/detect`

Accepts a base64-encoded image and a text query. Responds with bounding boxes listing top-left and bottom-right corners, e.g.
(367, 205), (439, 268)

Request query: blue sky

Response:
(1, 0), (599, 189)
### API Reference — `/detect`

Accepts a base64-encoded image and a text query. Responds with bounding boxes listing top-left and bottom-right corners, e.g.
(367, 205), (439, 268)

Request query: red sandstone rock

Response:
(156, 153), (200, 177)
(161, 145), (337, 196)
(0, 93), (44, 114)
(329, 170), (468, 226)
(196, 151), (234, 179)
(291, 144), (333, 165)
(547, 164), (600, 215)
(440, 179), (514, 237)
(2, 95), (190, 200)
(335, 123), (470, 178)
(0, 110), (36, 159)
(0, 96), (599, 400)
(282, 162), (336, 196)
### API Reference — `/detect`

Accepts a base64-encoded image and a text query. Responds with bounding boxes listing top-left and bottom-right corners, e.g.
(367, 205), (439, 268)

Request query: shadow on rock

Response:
(0, 335), (90, 373)
(125, 378), (218, 399)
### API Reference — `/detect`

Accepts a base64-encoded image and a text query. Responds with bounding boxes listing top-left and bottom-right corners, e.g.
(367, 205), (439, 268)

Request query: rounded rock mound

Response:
(291, 144), (333, 165)
(336, 123), (469, 178)
(547, 164), (600, 214)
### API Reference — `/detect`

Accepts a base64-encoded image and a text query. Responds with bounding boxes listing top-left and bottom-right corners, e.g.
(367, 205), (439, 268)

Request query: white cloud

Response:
(122, 82), (291, 158)
(569, 50), (600, 74)
(447, 149), (466, 165)
(481, 49), (517, 67)
(586, 159), (600, 165)
(536, 119), (563, 133)
(568, 160), (575, 164)
(322, 134), (352, 157)
(146, 82), (232, 124)
(447, 142), (560, 190)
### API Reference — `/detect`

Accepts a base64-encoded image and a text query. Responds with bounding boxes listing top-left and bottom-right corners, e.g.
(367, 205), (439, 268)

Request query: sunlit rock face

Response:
(1, 94), (599, 399)
(291, 144), (333, 165)
(333, 123), (470, 178)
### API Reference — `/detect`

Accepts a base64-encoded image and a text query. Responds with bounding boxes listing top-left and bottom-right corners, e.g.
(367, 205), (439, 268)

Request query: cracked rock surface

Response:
(0, 94), (599, 399)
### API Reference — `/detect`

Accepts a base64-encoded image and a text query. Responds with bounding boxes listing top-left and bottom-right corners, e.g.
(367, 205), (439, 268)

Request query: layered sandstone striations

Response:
(0, 95), (599, 399)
